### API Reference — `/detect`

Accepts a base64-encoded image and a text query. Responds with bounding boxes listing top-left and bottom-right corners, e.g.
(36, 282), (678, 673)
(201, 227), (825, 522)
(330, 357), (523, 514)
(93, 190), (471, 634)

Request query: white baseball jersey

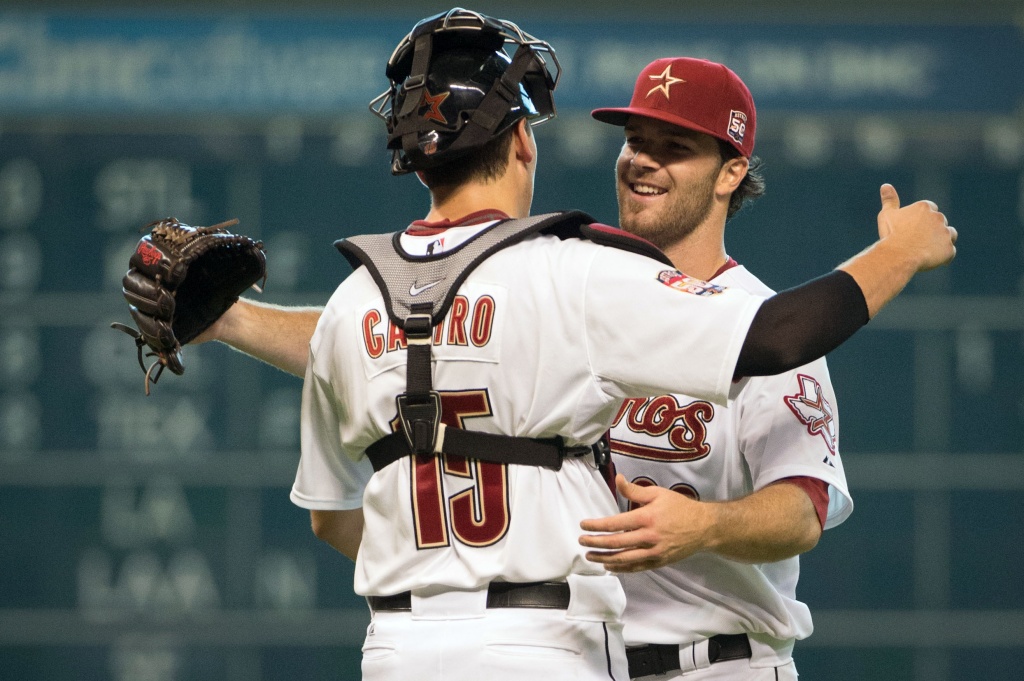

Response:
(291, 218), (764, 608)
(611, 262), (853, 668)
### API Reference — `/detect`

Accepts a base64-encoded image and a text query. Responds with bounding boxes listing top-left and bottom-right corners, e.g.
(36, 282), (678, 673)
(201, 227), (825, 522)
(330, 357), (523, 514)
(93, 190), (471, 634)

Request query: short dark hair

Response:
(418, 127), (516, 190)
(717, 139), (765, 219)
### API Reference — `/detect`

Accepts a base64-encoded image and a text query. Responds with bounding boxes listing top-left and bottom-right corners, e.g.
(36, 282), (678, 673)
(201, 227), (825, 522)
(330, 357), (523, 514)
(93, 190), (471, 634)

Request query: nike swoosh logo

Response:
(409, 280), (442, 296)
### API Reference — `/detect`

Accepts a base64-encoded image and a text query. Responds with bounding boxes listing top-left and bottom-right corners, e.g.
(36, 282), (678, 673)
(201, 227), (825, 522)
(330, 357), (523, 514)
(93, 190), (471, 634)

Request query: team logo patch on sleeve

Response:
(656, 269), (725, 296)
(784, 374), (837, 458)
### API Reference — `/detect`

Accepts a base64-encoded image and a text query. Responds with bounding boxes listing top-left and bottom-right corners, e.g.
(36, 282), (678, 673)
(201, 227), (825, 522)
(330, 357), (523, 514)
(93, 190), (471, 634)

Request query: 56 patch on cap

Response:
(592, 57), (756, 158)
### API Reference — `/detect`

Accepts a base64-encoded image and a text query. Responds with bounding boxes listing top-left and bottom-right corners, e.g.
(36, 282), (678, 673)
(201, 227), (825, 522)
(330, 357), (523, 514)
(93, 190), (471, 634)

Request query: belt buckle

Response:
(708, 636), (723, 663)
(626, 643), (679, 678)
(591, 435), (611, 466)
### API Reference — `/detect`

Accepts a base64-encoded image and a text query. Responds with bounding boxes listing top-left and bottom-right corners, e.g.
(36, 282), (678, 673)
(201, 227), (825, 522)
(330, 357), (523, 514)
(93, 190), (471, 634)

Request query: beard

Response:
(616, 166), (718, 251)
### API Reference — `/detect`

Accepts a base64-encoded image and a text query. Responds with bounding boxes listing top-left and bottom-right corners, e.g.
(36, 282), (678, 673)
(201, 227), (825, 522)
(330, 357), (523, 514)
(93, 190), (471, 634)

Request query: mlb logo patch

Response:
(657, 269), (725, 296)
(728, 110), (747, 146)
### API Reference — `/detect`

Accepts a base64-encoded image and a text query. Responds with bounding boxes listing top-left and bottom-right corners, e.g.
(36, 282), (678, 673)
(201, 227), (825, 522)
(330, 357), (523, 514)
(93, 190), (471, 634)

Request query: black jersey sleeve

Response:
(734, 270), (869, 379)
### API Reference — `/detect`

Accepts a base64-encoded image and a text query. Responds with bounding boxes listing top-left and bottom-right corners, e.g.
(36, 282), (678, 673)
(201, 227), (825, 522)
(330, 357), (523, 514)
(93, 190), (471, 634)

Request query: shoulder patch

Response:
(784, 374), (837, 457)
(657, 269), (726, 296)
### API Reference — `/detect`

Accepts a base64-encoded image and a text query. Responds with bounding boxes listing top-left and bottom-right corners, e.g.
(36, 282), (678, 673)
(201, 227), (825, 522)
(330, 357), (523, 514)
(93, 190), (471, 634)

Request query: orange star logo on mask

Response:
(646, 65), (685, 100)
(420, 89), (450, 124)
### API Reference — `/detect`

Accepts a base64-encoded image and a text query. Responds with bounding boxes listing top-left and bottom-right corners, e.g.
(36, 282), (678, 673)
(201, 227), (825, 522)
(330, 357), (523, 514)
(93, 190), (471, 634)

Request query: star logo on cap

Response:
(420, 89), (450, 124)
(646, 65), (685, 100)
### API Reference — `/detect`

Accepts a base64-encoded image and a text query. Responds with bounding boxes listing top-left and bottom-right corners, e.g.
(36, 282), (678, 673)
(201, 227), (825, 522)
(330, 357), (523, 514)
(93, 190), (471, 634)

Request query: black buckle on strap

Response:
(626, 644), (682, 679)
(485, 581), (570, 609)
(401, 74), (426, 93)
(493, 74), (520, 103)
(707, 633), (752, 663)
(403, 312), (433, 341)
(396, 391), (441, 456)
(591, 435), (611, 466)
(626, 635), (751, 678)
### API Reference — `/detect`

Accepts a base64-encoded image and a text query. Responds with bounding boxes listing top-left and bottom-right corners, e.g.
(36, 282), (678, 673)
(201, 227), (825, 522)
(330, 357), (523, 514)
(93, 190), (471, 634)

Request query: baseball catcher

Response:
(111, 217), (266, 394)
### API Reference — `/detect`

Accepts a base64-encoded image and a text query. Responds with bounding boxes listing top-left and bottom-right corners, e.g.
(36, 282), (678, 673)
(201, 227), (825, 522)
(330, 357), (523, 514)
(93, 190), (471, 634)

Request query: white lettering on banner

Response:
(33, 42), (154, 101)
(825, 44), (934, 97)
(77, 548), (221, 613)
(101, 480), (196, 548)
(585, 40), (729, 90)
(744, 44), (815, 93)
(744, 43), (935, 98)
(0, 17), (385, 108)
(0, 17), (1009, 115)
(581, 40), (938, 103)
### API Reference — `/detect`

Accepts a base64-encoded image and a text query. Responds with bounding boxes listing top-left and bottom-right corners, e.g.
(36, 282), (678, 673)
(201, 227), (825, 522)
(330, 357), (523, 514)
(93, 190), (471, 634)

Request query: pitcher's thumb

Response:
(616, 474), (654, 505)
(879, 183), (901, 212)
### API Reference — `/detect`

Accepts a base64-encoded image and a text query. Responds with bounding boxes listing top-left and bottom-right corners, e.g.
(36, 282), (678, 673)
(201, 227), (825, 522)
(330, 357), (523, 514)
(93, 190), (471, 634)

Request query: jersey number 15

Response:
(408, 390), (511, 550)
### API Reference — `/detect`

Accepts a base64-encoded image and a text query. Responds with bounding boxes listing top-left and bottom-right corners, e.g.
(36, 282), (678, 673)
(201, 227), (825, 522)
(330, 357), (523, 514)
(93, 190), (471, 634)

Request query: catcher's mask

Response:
(369, 7), (560, 175)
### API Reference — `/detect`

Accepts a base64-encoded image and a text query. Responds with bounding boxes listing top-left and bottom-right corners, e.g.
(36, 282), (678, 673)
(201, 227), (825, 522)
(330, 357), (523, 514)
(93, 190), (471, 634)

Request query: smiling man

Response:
(580, 57), (854, 681)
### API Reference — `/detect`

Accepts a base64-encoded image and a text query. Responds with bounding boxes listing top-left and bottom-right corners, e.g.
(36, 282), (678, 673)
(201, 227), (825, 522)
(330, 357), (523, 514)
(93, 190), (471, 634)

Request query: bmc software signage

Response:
(0, 12), (1018, 115)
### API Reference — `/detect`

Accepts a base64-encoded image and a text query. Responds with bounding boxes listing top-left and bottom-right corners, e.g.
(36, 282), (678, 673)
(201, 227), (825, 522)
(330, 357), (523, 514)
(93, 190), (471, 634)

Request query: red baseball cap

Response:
(592, 57), (756, 158)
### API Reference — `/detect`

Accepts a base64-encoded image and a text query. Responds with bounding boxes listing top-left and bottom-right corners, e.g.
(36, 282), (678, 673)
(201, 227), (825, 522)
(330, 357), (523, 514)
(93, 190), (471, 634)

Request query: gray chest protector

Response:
(336, 210), (671, 473)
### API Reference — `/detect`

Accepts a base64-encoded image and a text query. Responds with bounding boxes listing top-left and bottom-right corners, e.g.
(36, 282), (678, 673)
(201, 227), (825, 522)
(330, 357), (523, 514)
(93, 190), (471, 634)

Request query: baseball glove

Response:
(111, 217), (266, 394)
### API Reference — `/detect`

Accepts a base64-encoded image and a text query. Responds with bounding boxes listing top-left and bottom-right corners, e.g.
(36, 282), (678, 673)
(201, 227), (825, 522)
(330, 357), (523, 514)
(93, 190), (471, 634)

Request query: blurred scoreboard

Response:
(0, 11), (1022, 681)
(0, 122), (401, 681)
(2, 116), (1023, 681)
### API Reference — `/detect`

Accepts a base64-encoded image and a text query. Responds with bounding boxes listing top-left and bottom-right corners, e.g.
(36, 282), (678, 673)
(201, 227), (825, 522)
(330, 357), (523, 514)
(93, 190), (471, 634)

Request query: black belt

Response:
(367, 581), (571, 612)
(626, 634), (752, 678)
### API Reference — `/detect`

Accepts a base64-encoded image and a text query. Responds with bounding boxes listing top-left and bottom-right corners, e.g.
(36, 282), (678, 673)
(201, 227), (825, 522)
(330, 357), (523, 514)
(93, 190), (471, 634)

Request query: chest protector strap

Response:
(336, 210), (669, 473)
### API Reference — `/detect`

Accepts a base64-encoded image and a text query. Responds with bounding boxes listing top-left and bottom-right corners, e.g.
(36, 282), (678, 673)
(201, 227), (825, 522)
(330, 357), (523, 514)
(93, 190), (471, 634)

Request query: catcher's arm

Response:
(194, 298), (322, 378)
(310, 509), (364, 562)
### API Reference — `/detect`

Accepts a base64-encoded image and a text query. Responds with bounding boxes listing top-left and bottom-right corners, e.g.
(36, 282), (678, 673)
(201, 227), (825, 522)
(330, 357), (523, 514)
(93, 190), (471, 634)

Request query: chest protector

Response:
(336, 210), (672, 473)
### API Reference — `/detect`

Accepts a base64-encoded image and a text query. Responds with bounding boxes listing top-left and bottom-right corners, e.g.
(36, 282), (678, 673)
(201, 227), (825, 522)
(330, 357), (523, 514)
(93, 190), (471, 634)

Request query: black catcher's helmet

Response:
(369, 7), (560, 175)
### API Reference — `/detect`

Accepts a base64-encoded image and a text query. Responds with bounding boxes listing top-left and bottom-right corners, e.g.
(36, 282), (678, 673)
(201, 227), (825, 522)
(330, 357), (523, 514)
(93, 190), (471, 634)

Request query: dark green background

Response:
(0, 2), (1022, 680)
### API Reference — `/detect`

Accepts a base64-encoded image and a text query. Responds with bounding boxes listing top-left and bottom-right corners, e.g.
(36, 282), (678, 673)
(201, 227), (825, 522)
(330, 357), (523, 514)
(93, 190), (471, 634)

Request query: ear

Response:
(717, 156), (748, 196)
(512, 119), (535, 165)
